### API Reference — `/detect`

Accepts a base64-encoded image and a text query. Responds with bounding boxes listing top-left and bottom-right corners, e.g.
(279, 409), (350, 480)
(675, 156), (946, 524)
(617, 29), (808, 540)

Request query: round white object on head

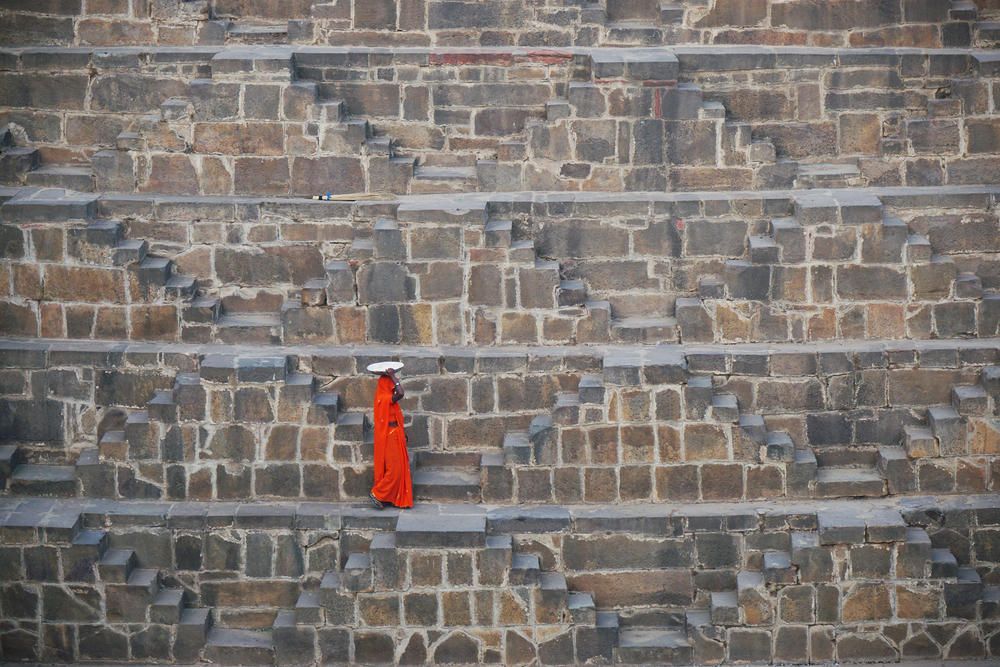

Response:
(366, 361), (404, 375)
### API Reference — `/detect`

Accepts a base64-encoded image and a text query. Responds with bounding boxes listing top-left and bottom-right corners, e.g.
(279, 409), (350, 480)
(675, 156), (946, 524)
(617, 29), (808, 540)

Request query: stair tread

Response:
(414, 166), (478, 180)
(29, 165), (91, 175)
(11, 465), (77, 481)
(816, 467), (883, 481)
(618, 629), (690, 648)
(206, 628), (273, 648)
(217, 314), (281, 326)
(611, 316), (678, 327)
(412, 469), (480, 485)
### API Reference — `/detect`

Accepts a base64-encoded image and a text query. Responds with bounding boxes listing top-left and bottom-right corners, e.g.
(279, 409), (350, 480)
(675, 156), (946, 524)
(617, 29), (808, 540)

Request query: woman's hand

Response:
(385, 368), (404, 403)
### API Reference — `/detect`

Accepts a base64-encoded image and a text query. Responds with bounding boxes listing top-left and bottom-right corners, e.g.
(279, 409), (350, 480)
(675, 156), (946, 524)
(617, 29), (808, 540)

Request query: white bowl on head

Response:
(367, 361), (404, 374)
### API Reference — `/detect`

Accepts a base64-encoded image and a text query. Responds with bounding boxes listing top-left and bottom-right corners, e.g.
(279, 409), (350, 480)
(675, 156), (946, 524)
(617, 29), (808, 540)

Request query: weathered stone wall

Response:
(2, 339), (1000, 504)
(1, 495), (997, 663)
(3, 46), (999, 197)
(1, 0), (994, 48)
(4, 188), (1000, 349)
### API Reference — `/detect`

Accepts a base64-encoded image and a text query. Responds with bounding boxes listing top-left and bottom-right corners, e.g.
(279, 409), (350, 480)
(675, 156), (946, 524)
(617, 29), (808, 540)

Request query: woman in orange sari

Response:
(369, 367), (413, 509)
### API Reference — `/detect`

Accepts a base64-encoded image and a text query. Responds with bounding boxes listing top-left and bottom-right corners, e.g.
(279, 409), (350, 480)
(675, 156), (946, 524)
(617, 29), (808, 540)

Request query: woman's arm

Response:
(385, 368), (405, 403)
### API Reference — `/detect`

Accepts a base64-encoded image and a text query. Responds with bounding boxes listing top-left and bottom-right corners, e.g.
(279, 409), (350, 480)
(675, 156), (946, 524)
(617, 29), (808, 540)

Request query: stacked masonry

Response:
(5, 341), (1000, 505)
(2, 497), (999, 663)
(3, 46), (1000, 196)
(1, 0), (998, 49)
(4, 0), (1000, 665)
(7, 187), (1000, 347)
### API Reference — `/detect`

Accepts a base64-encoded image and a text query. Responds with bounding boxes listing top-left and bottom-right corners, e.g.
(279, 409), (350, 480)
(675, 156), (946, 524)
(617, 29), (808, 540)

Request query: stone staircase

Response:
(280, 511), (618, 666)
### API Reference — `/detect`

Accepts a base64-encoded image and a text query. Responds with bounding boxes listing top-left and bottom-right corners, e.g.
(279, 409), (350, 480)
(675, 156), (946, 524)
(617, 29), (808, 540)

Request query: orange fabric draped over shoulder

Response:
(370, 375), (413, 508)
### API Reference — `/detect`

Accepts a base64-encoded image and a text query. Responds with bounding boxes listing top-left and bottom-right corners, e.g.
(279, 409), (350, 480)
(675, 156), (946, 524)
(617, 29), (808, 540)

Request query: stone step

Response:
(813, 446), (877, 469)
(227, 23), (288, 43)
(578, 375), (605, 404)
(951, 1), (977, 20)
(610, 317), (678, 343)
(216, 313), (281, 345)
(906, 234), (932, 263)
(952, 384), (989, 416)
(411, 166), (477, 194)
(764, 432), (794, 462)
(552, 393), (581, 425)
(151, 588), (185, 624)
(147, 390), (177, 423)
(160, 97), (190, 123)
(814, 467), (886, 498)
(9, 464), (78, 497)
(183, 296), (221, 324)
(748, 235), (778, 264)
(100, 549), (138, 584)
(615, 629), (692, 665)
(484, 219), (513, 248)
(204, 628), (275, 666)
(928, 405), (964, 455)
(295, 590), (322, 625)
(903, 426), (937, 458)
(510, 554), (541, 585)
(414, 451), (482, 470)
(165, 275), (198, 299)
(931, 548), (959, 579)
(567, 591), (597, 624)
(558, 280), (587, 307)
(710, 394), (738, 423)
(24, 164), (94, 192)
(411, 469), (481, 502)
(698, 275), (724, 298)
(795, 161), (862, 189)
(977, 20), (1000, 41)
(112, 239), (149, 266)
(710, 591), (739, 625)
(394, 512), (486, 548)
(502, 431), (532, 465)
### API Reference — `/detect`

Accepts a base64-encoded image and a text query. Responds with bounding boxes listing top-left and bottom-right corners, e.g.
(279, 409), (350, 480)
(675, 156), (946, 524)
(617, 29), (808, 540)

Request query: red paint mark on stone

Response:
(676, 220), (685, 231)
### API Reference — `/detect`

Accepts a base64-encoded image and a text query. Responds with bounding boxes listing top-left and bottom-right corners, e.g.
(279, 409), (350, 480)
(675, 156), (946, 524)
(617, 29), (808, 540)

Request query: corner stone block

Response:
(373, 219), (405, 260)
(273, 610), (316, 664)
(676, 298), (714, 343)
(725, 261), (770, 300)
(877, 447), (915, 495)
(790, 532), (833, 582)
(519, 262), (559, 309)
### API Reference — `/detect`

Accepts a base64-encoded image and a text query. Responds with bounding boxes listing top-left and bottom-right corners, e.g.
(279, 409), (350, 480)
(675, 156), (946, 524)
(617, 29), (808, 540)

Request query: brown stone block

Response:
(619, 466), (652, 500)
(12, 263), (42, 300)
(398, 303), (434, 345)
(234, 157), (290, 196)
(193, 122), (284, 155)
(290, 157), (364, 196)
(841, 583), (891, 622)
(94, 307), (127, 339)
(684, 423), (729, 461)
(332, 307), (366, 344)
(266, 424), (299, 461)
(896, 585), (940, 619)
(568, 569), (693, 608)
(201, 580), (300, 608)
(700, 462), (744, 500)
(129, 305), (178, 341)
(42, 265), (125, 303)
(500, 312), (537, 344)
(655, 464), (699, 501)
(139, 155), (199, 195)
(40, 303), (64, 338)
(65, 305), (95, 338)
(77, 18), (155, 45)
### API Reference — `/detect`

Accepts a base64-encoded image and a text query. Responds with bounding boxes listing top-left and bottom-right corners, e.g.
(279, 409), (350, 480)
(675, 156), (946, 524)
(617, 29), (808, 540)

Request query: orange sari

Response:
(370, 375), (413, 508)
